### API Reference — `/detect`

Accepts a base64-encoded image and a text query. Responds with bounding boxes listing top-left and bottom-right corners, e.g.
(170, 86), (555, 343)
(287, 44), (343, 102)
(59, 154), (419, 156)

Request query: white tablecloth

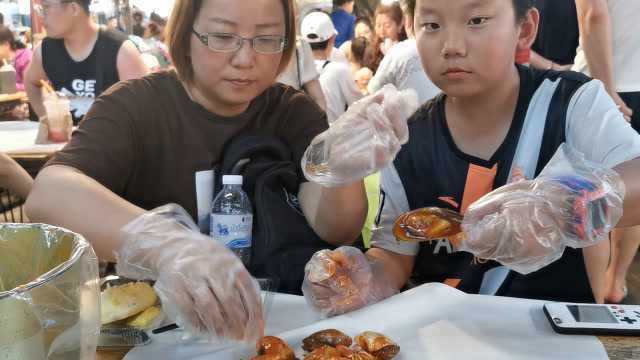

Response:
(124, 283), (608, 360)
(0, 121), (65, 155)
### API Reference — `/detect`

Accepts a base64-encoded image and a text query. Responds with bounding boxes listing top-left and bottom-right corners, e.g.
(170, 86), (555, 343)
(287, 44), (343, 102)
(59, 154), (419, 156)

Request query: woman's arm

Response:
(0, 153), (33, 199)
(26, 165), (144, 261)
(298, 181), (367, 246)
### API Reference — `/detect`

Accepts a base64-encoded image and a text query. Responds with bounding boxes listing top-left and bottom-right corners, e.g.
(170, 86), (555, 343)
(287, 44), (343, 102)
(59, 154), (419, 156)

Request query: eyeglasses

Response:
(192, 29), (286, 54)
(34, 1), (74, 17)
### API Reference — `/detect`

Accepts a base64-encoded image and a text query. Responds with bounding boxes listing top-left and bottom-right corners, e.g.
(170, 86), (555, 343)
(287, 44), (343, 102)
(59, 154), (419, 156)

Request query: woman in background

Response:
(365, 3), (407, 73)
(0, 25), (32, 91)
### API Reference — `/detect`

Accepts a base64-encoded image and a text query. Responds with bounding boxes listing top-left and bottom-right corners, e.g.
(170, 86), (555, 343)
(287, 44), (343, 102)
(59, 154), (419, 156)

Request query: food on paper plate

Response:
(354, 331), (400, 360)
(393, 207), (463, 242)
(100, 281), (158, 325)
(252, 331), (399, 360)
(302, 329), (353, 352)
(253, 336), (296, 360)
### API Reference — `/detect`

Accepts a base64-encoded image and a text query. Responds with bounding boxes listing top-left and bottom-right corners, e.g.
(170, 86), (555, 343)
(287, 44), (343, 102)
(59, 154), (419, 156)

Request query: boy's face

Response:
(414, 0), (535, 98)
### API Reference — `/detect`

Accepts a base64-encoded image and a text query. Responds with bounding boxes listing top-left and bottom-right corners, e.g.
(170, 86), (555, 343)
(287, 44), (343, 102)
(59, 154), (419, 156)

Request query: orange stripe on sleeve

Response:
(443, 278), (462, 288)
(460, 164), (498, 214)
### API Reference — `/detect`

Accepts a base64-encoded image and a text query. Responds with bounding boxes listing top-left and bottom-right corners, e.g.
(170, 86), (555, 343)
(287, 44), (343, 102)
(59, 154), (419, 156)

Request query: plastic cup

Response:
(43, 97), (72, 143)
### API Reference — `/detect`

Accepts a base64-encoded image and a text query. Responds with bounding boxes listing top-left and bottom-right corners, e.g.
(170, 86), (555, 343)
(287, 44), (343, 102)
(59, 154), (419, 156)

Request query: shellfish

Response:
(254, 336), (295, 360)
(302, 329), (353, 352)
(393, 207), (463, 242)
(354, 331), (400, 360)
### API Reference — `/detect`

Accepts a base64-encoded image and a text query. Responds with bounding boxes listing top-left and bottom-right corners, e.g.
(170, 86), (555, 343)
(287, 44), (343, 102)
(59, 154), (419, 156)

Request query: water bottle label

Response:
(210, 214), (252, 249)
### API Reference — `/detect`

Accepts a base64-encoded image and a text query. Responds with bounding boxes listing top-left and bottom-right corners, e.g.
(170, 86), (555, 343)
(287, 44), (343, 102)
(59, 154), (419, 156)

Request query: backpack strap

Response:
(478, 76), (561, 296)
(296, 47), (302, 89)
(215, 133), (293, 193)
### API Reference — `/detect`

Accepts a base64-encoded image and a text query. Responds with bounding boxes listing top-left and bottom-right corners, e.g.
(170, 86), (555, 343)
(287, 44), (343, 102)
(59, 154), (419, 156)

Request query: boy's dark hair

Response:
(513, 0), (534, 22)
(71, 0), (91, 13)
(310, 39), (331, 51)
(333, 0), (354, 7)
(408, 0), (533, 23)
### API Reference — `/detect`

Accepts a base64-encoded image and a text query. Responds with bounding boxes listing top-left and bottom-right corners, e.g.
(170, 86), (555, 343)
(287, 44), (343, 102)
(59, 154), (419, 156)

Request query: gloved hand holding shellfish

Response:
(301, 246), (399, 317)
(392, 145), (625, 275)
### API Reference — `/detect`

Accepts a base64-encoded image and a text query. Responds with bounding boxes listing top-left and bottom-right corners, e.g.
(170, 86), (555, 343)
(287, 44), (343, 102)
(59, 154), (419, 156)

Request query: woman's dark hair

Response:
(351, 36), (368, 65)
(0, 26), (25, 50)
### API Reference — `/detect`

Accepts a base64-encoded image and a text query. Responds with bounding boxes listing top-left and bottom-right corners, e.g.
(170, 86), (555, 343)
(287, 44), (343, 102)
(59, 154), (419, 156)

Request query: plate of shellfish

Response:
(249, 329), (399, 360)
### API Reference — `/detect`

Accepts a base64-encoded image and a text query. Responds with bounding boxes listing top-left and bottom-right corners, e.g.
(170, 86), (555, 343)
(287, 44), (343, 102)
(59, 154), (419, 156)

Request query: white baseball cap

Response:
(301, 11), (338, 44)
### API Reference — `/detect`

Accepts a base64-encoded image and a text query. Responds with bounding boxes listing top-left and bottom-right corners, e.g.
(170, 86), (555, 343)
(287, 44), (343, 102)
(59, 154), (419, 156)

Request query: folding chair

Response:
(0, 187), (25, 223)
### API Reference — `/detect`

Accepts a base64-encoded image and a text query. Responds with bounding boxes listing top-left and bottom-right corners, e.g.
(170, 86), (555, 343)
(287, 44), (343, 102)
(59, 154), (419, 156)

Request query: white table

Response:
(123, 283), (609, 360)
(0, 121), (65, 155)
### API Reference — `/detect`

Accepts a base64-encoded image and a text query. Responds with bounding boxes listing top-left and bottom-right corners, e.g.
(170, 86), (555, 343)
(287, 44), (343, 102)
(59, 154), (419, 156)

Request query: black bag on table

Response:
(215, 133), (336, 295)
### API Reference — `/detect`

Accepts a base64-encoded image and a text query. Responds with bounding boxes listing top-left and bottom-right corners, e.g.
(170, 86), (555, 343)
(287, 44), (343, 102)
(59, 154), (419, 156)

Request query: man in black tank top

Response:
(25, 0), (148, 124)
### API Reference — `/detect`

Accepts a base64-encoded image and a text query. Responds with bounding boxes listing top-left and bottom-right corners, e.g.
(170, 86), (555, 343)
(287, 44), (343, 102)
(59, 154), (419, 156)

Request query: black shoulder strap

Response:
(295, 47), (302, 89)
(534, 73), (591, 175)
(322, 60), (331, 70)
(215, 133), (293, 193)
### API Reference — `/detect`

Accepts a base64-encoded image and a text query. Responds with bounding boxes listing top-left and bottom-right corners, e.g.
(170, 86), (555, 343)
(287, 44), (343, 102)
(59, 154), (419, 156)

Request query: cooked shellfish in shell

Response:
(393, 207), (463, 242)
(302, 329), (353, 352)
(253, 336), (295, 360)
(354, 331), (400, 360)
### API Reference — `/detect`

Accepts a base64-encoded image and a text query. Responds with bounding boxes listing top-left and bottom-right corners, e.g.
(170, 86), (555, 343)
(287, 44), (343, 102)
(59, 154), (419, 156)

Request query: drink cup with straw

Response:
(40, 80), (72, 143)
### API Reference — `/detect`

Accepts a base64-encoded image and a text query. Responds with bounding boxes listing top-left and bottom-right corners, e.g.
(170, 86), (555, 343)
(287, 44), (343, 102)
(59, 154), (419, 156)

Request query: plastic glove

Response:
(302, 84), (419, 187)
(302, 246), (398, 317)
(115, 204), (263, 342)
(458, 145), (625, 275)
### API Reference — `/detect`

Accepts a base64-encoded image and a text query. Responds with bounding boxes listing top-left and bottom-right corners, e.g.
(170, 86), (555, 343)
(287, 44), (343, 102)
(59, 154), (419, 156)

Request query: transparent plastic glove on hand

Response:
(302, 246), (398, 317)
(458, 145), (625, 275)
(115, 204), (263, 342)
(302, 84), (419, 187)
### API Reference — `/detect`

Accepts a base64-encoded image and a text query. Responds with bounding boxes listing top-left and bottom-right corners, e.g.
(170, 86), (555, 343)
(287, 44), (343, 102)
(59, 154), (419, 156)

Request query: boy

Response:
(301, 0), (640, 316)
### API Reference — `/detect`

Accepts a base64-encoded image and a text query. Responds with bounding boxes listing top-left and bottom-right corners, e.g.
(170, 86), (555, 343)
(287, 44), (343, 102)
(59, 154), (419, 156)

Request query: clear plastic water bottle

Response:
(210, 175), (253, 266)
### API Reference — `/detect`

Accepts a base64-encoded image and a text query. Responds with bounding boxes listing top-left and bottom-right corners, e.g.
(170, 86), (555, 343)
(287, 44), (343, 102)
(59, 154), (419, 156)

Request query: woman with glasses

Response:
(26, 0), (378, 341)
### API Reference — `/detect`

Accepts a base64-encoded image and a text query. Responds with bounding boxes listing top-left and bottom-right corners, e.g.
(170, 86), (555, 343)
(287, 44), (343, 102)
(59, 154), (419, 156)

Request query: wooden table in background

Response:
(97, 336), (640, 360)
(0, 120), (66, 177)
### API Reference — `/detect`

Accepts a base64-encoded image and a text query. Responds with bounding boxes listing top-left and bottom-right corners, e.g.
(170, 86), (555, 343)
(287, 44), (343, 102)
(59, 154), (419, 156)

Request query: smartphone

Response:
(543, 303), (640, 336)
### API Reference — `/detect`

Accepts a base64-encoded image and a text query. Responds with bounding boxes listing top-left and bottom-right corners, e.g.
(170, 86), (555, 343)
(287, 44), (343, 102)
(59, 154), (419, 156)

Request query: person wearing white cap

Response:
(302, 11), (362, 123)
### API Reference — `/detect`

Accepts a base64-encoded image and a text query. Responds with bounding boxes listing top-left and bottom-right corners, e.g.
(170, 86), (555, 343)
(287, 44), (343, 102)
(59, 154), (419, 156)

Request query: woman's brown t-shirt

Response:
(47, 70), (329, 222)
